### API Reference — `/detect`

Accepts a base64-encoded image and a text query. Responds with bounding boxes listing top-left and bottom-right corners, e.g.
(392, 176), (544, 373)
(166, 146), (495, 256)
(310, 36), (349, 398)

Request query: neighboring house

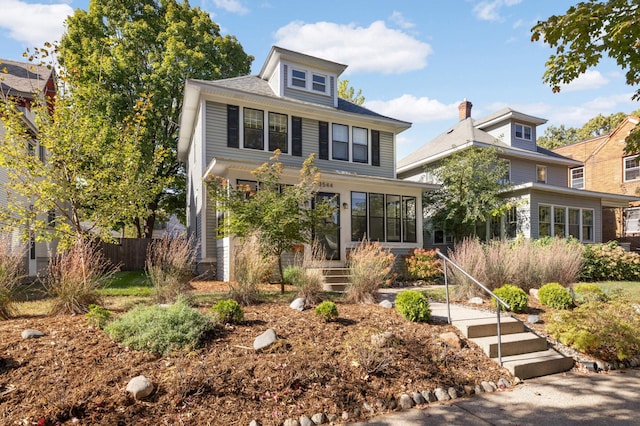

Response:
(178, 46), (429, 281)
(0, 59), (57, 276)
(397, 101), (639, 248)
(552, 116), (640, 240)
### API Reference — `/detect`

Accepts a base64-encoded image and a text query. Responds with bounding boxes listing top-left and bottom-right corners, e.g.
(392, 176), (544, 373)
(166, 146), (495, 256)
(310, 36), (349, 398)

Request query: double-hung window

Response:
(570, 167), (584, 188)
(624, 155), (640, 181)
(244, 108), (264, 150)
(539, 205), (551, 237)
(386, 195), (401, 242)
(332, 124), (349, 161)
(312, 74), (326, 93)
(352, 127), (368, 163)
(536, 165), (547, 183)
(268, 112), (287, 153)
(568, 208), (580, 239)
(369, 193), (385, 241)
(582, 210), (593, 241)
(515, 123), (532, 140)
(554, 206), (566, 237)
(291, 69), (306, 88)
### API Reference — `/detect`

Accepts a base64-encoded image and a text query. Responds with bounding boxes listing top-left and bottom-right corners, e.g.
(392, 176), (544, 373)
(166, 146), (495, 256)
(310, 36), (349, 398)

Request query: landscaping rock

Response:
(481, 381), (497, 392)
(421, 390), (436, 403)
(475, 384), (484, 394)
(253, 328), (278, 351)
(529, 288), (539, 300)
(283, 419), (299, 426)
(299, 415), (313, 426)
(379, 299), (393, 309)
(311, 413), (327, 424)
(362, 401), (374, 415)
(498, 378), (510, 389)
(448, 387), (458, 399)
(398, 393), (414, 409)
(374, 399), (387, 410)
(527, 315), (541, 324)
(21, 329), (44, 339)
(371, 331), (397, 348)
(439, 331), (462, 349)
(126, 375), (154, 400)
(468, 297), (483, 305)
(412, 391), (426, 405)
(290, 298), (305, 311)
(249, 421), (261, 426)
(464, 385), (475, 396)
(434, 387), (450, 401)
(387, 398), (398, 410)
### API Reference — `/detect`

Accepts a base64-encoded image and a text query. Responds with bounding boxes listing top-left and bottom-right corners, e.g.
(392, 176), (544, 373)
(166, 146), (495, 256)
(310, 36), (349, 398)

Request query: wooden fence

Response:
(100, 238), (152, 271)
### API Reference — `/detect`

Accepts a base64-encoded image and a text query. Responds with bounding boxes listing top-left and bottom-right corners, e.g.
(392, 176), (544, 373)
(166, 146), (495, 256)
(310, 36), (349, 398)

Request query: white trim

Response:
(570, 166), (584, 189)
(538, 203), (594, 242)
(623, 154), (640, 182)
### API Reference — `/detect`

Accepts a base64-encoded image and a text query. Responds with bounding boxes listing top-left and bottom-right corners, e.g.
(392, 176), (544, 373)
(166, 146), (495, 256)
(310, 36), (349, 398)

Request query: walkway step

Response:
(470, 332), (548, 358)
(322, 283), (349, 292)
(453, 316), (524, 338)
(499, 349), (575, 380)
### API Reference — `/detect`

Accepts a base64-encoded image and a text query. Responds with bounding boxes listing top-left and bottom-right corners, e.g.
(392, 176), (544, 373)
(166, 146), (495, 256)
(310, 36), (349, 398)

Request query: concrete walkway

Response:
(364, 288), (640, 425)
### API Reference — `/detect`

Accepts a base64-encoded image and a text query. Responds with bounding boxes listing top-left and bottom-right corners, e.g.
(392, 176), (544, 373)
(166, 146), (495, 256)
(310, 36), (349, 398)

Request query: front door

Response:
(314, 192), (340, 260)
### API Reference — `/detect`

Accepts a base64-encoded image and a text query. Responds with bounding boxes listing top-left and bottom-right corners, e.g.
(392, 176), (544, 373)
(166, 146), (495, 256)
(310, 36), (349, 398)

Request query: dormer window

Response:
(291, 69), (306, 88)
(312, 74), (326, 92)
(515, 124), (532, 141)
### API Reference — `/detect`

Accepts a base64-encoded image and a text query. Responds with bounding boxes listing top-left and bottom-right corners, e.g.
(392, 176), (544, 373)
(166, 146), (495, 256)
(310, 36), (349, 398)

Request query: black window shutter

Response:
(292, 116), (302, 157)
(227, 105), (239, 148)
(372, 130), (380, 166)
(319, 121), (329, 160)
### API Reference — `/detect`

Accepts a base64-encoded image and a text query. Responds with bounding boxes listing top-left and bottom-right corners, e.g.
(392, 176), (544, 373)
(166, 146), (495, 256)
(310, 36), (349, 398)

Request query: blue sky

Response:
(1, 0), (638, 160)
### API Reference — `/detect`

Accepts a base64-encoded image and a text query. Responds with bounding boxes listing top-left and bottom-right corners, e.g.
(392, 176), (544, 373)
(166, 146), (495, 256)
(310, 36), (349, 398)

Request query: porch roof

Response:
(503, 182), (640, 208)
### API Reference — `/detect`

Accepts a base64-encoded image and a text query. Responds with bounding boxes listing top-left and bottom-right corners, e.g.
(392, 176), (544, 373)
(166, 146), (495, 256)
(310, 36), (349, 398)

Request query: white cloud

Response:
(0, 0), (72, 49)
(540, 93), (636, 127)
(559, 70), (609, 92)
(213, 0), (249, 15)
(473, 0), (522, 22)
(389, 11), (415, 29)
(273, 21), (431, 74)
(365, 95), (459, 123)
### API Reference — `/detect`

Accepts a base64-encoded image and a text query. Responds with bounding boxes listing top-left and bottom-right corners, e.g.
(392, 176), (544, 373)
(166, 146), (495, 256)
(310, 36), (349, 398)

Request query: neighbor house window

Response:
(351, 192), (367, 241)
(571, 167), (584, 188)
(268, 112), (287, 153)
(568, 208), (580, 239)
(332, 123), (349, 161)
(515, 123), (532, 141)
(582, 210), (594, 242)
(505, 206), (517, 239)
(625, 207), (640, 235)
(539, 205), (551, 237)
(243, 108), (264, 150)
(536, 165), (547, 183)
(539, 204), (593, 242)
(352, 127), (368, 163)
(554, 206), (566, 237)
(312, 74), (326, 93)
(624, 155), (640, 181)
(291, 69), (306, 88)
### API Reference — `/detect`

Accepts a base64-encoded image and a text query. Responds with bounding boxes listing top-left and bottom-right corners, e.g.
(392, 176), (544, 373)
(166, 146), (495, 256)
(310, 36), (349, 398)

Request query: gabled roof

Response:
(397, 113), (579, 174)
(0, 59), (54, 97)
(259, 46), (347, 80)
(474, 107), (547, 129)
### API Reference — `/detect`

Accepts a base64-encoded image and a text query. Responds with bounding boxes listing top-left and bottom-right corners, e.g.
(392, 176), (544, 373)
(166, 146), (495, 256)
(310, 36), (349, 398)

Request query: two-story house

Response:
(397, 101), (638, 247)
(552, 116), (640, 240)
(0, 59), (57, 275)
(178, 46), (430, 281)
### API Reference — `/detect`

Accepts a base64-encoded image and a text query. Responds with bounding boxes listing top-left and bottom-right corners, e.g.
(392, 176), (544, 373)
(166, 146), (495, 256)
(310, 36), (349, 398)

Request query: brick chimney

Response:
(458, 99), (472, 121)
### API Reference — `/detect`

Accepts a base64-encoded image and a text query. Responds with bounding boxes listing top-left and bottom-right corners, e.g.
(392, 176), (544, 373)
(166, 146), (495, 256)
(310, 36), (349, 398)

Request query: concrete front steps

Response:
(452, 313), (574, 380)
(315, 267), (351, 292)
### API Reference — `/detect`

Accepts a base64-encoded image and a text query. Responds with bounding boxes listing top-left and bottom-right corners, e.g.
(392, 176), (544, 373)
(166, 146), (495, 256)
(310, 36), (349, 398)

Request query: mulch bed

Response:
(0, 282), (512, 425)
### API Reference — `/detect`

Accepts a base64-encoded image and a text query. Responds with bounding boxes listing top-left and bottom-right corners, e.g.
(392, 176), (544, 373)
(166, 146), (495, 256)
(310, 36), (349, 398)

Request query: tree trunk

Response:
(143, 200), (159, 239)
(278, 253), (285, 294)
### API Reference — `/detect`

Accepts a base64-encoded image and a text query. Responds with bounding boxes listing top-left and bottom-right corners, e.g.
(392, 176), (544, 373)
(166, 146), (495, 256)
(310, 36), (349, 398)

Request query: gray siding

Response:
(508, 157), (568, 186)
(204, 192), (217, 259)
(282, 65), (334, 108)
(205, 101), (395, 179)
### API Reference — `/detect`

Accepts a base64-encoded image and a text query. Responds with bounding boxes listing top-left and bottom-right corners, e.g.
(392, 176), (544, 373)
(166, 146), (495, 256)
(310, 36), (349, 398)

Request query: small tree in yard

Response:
(424, 145), (513, 241)
(208, 150), (334, 293)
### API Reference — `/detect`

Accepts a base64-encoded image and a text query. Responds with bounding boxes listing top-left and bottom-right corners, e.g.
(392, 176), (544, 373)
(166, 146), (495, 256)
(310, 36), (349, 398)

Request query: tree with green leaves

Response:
(0, 56), (160, 246)
(338, 79), (365, 105)
(424, 145), (512, 241)
(207, 151), (335, 292)
(57, 0), (253, 237)
(531, 0), (640, 152)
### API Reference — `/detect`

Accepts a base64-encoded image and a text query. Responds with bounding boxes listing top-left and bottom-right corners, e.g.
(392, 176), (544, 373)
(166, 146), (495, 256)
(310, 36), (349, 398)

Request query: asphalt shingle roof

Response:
(0, 59), (53, 96)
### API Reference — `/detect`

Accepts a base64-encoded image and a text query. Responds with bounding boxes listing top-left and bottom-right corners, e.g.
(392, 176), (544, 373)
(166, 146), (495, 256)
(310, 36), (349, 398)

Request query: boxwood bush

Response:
(211, 299), (244, 324)
(493, 284), (529, 313)
(395, 290), (431, 322)
(315, 301), (338, 322)
(572, 283), (607, 304)
(538, 282), (573, 310)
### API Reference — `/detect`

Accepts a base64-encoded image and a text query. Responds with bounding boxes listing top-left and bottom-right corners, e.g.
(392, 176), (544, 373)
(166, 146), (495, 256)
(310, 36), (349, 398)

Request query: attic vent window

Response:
(291, 69), (306, 88)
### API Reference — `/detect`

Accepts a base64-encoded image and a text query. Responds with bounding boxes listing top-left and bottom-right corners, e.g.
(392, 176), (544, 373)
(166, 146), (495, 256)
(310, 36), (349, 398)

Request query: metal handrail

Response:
(436, 250), (510, 365)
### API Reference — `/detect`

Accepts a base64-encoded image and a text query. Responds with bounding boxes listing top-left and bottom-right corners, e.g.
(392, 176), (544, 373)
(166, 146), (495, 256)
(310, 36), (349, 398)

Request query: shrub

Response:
(230, 231), (275, 305)
(493, 284), (529, 313)
(105, 297), (213, 355)
(404, 248), (442, 282)
(85, 304), (112, 329)
(0, 234), (27, 320)
(395, 290), (431, 322)
(572, 283), (607, 304)
(146, 235), (195, 303)
(580, 241), (640, 281)
(211, 299), (244, 324)
(346, 239), (395, 304)
(314, 301), (338, 322)
(546, 298), (640, 362)
(46, 237), (117, 315)
(538, 282), (573, 310)
(282, 265), (304, 285)
(283, 264), (323, 305)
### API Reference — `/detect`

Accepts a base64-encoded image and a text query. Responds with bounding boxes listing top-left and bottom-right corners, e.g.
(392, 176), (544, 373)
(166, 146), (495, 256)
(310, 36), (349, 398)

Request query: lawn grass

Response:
(99, 270), (153, 297)
(584, 281), (640, 302)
